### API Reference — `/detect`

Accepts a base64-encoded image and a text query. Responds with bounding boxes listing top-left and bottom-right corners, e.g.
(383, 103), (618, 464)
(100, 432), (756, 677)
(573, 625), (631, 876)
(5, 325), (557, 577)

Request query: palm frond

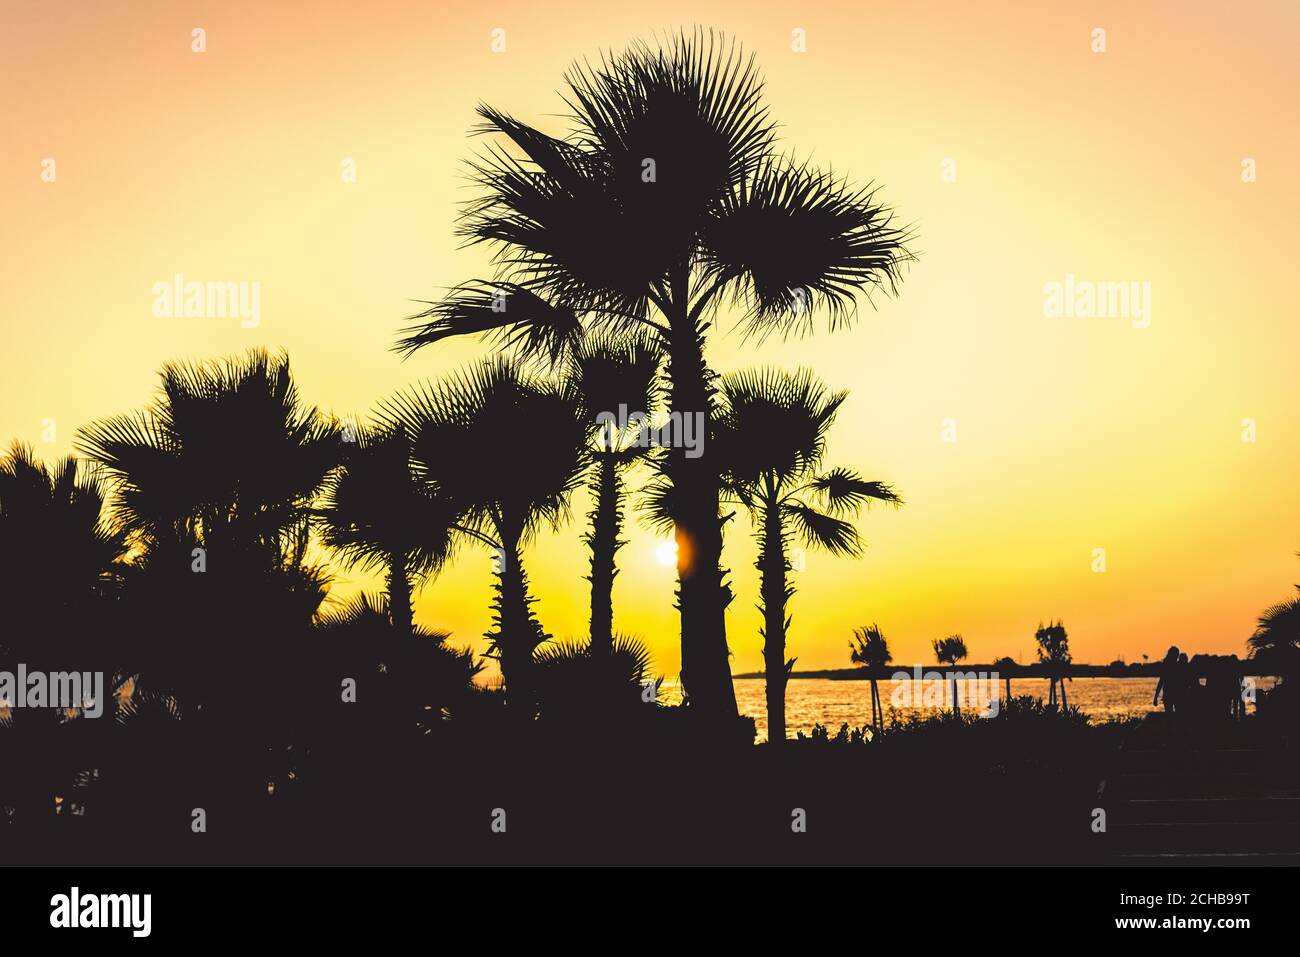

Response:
(781, 501), (861, 556)
(702, 154), (912, 338)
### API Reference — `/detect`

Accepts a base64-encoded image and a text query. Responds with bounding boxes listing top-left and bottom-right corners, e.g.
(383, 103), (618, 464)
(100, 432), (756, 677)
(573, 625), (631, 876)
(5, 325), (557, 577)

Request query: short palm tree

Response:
(1248, 556), (1300, 669)
(380, 358), (587, 711)
(849, 623), (891, 728)
(1251, 594), (1300, 655)
(0, 443), (128, 726)
(76, 351), (341, 708)
(318, 424), (456, 637)
(0, 443), (127, 638)
(395, 31), (912, 719)
(313, 591), (482, 730)
(532, 633), (658, 725)
(714, 368), (901, 743)
(1035, 620), (1071, 708)
(77, 350), (341, 567)
(933, 635), (968, 714)
(563, 332), (661, 656)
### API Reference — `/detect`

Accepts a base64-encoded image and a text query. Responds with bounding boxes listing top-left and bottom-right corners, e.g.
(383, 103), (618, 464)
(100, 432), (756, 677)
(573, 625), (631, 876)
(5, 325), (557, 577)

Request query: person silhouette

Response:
(1153, 646), (1180, 713)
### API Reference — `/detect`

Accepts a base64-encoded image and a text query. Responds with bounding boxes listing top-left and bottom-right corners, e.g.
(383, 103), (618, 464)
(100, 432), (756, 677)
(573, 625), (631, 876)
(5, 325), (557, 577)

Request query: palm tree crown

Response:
(380, 357), (588, 708)
(318, 424), (456, 635)
(714, 368), (901, 741)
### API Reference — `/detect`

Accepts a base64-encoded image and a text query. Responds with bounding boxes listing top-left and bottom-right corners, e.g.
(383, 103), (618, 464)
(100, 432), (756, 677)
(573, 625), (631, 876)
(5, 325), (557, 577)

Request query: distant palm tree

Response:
(395, 31), (912, 719)
(710, 368), (901, 742)
(562, 332), (662, 656)
(318, 425), (456, 637)
(849, 624), (891, 728)
(380, 358), (587, 711)
(993, 656), (1017, 700)
(1035, 620), (1071, 708)
(933, 635), (968, 714)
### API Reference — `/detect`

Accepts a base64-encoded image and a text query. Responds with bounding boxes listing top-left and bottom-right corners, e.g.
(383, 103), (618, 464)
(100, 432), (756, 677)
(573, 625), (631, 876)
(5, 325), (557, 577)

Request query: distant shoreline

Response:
(732, 663), (1268, 680)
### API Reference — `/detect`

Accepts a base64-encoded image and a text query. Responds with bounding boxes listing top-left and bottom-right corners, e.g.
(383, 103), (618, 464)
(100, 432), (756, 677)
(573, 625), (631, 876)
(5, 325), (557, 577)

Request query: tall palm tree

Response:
(849, 623), (891, 728)
(318, 424), (456, 637)
(395, 31), (912, 719)
(380, 358), (587, 711)
(714, 368), (901, 743)
(933, 635), (968, 715)
(1035, 620), (1071, 708)
(563, 332), (661, 656)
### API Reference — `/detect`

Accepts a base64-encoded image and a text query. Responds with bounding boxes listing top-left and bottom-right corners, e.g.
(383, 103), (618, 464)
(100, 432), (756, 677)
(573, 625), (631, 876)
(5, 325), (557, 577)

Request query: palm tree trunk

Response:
(586, 454), (621, 656)
(758, 497), (790, 744)
(492, 534), (545, 713)
(870, 677), (881, 727)
(388, 552), (413, 637)
(665, 289), (737, 722)
(951, 675), (960, 715)
(1060, 675), (1068, 709)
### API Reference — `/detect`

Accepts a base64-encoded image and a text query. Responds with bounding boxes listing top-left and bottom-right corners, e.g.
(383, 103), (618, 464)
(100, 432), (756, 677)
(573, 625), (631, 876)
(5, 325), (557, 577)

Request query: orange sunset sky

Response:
(2, 0), (1297, 676)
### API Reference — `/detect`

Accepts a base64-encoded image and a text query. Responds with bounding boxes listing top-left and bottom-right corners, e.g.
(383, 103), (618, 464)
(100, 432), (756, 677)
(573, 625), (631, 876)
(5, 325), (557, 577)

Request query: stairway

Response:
(1101, 712), (1300, 863)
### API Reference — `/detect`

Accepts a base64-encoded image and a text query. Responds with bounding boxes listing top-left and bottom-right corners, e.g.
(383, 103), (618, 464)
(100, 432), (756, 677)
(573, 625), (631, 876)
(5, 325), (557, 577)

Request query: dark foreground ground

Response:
(7, 697), (1147, 866)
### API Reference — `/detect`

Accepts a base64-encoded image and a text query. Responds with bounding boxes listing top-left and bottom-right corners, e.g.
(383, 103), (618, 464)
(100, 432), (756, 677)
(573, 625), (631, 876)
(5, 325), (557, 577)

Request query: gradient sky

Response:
(3, 0), (1297, 677)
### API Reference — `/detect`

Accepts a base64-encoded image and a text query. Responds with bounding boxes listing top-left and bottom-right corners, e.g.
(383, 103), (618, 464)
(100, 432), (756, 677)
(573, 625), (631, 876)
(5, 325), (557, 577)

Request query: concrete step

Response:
(1110, 794), (1300, 824)
(1103, 770), (1300, 800)
(1109, 820), (1300, 854)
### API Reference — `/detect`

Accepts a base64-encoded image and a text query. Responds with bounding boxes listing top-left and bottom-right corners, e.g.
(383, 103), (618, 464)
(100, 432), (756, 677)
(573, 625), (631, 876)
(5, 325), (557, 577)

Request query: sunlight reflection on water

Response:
(660, 677), (1167, 743)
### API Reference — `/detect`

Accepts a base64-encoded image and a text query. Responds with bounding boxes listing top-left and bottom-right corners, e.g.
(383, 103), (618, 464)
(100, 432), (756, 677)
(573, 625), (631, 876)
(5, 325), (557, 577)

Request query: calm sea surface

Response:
(662, 676), (1164, 742)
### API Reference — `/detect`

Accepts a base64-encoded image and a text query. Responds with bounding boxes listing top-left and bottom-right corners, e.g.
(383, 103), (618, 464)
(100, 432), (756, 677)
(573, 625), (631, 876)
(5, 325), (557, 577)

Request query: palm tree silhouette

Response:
(932, 635), (968, 714)
(318, 424), (456, 638)
(1035, 620), (1071, 708)
(0, 442), (128, 649)
(73, 352), (342, 823)
(313, 591), (482, 731)
(993, 655), (1016, 700)
(533, 634), (659, 725)
(562, 332), (662, 656)
(0, 444), (130, 826)
(395, 31), (911, 719)
(77, 352), (341, 704)
(77, 350), (341, 569)
(713, 368), (901, 742)
(849, 624), (891, 728)
(380, 358), (587, 711)
(1248, 555), (1300, 663)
